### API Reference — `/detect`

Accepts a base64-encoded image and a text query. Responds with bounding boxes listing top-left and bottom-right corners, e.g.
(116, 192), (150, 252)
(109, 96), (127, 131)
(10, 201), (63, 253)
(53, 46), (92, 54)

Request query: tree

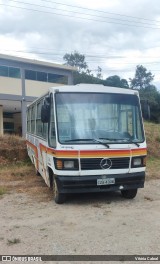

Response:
(96, 66), (102, 79)
(130, 65), (154, 90)
(103, 75), (129, 88)
(73, 71), (103, 85)
(63, 51), (104, 84)
(130, 66), (160, 122)
(139, 85), (160, 122)
(63, 51), (88, 72)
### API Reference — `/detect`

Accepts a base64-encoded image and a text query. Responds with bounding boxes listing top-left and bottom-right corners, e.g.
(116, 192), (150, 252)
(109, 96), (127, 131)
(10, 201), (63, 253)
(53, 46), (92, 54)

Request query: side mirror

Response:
(41, 96), (50, 123)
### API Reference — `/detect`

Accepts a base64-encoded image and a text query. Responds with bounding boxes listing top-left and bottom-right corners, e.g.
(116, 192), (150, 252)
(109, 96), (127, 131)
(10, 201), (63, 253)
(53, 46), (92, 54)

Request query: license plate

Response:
(97, 178), (115, 186)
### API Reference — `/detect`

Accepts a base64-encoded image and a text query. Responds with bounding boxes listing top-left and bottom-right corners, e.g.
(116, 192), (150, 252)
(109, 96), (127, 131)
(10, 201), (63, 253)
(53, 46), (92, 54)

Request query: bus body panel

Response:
(26, 84), (147, 199)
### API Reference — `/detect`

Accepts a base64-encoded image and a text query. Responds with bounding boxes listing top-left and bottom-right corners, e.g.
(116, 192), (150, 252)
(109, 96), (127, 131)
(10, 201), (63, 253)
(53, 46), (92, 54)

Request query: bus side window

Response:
(27, 108), (31, 133)
(36, 100), (43, 137)
(49, 96), (56, 147)
(31, 105), (36, 134)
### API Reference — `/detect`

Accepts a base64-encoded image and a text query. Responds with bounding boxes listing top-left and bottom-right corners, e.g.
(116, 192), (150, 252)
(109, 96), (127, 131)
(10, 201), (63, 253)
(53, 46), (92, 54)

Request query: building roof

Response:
(0, 53), (77, 71)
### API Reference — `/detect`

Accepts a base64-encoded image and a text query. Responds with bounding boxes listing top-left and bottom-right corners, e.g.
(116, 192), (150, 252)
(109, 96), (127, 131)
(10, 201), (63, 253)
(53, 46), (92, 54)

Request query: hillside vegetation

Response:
(0, 135), (28, 164)
(144, 121), (160, 158)
(144, 122), (160, 180)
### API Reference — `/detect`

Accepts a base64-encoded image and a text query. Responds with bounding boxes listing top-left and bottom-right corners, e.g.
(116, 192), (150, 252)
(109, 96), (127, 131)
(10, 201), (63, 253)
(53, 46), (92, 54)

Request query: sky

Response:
(0, 0), (160, 88)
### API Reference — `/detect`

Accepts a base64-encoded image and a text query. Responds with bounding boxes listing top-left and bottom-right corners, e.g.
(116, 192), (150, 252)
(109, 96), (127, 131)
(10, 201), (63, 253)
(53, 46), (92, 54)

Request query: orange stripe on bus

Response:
(26, 140), (39, 170)
(38, 143), (147, 159)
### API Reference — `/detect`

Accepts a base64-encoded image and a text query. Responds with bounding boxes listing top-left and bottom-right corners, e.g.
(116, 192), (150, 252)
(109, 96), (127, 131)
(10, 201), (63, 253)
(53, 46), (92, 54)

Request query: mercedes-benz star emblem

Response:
(100, 158), (112, 169)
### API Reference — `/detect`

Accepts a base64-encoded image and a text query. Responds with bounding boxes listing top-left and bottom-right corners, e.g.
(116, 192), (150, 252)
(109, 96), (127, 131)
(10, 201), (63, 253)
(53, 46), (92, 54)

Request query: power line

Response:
(1, 48), (160, 62)
(35, 0), (160, 24)
(0, 51), (159, 75)
(1, 3), (160, 30)
(8, 0), (160, 27)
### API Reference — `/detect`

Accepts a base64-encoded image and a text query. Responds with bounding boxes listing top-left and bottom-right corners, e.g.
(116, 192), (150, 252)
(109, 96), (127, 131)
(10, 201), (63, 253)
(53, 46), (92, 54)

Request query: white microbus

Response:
(26, 84), (147, 204)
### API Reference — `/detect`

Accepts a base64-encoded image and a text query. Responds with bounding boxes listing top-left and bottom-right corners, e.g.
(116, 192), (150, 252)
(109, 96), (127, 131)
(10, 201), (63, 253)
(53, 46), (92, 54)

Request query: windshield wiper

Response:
(123, 138), (140, 147)
(93, 139), (110, 148)
(99, 137), (120, 141)
(64, 139), (93, 142)
(100, 137), (140, 147)
(64, 138), (110, 148)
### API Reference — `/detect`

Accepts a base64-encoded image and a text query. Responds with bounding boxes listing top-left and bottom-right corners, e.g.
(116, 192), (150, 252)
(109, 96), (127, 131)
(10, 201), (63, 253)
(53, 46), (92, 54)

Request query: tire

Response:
(35, 169), (40, 176)
(52, 177), (66, 204)
(121, 189), (137, 199)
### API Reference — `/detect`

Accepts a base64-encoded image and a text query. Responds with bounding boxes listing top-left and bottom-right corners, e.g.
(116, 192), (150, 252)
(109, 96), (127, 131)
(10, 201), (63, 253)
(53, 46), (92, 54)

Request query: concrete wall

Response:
(0, 77), (21, 95)
(25, 80), (62, 97)
(0, 76), (63, 97)
(0, 55), (75, 136)
(0, 77), (64, 136)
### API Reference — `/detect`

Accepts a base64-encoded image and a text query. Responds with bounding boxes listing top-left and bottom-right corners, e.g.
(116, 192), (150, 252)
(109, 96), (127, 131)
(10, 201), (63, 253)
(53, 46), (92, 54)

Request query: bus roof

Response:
(27, 84), (139, 108)
(49, 84), (139, 96)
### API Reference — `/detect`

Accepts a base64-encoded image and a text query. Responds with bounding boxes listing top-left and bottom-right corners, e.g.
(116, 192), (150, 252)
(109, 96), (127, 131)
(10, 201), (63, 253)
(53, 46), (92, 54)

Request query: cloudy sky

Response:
(0, 0), (160, 87)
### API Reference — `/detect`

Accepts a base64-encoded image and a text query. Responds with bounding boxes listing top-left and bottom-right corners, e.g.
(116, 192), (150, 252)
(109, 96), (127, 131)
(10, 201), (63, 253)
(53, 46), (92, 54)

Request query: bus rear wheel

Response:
(53, 177), (66, 204)
(121, 189), (137, 199)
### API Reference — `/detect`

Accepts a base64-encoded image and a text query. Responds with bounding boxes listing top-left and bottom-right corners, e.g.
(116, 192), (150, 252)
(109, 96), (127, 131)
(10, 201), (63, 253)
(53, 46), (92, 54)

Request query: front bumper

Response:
(55, 172), (145, 194)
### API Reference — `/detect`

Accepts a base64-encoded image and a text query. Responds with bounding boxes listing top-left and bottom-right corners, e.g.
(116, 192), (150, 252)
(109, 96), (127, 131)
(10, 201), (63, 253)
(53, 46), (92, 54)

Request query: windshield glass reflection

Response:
(55, 93), (144, 144)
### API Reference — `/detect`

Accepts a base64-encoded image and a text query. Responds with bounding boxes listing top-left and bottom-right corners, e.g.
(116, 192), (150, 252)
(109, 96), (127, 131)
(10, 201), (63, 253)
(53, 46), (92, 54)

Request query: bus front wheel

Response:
(121, 189), (137, 199)
(53, 177), (66, 204)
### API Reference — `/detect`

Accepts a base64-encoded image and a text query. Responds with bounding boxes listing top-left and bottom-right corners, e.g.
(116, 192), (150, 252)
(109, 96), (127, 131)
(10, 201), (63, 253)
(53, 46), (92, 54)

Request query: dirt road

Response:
(0, 165), (160, 262)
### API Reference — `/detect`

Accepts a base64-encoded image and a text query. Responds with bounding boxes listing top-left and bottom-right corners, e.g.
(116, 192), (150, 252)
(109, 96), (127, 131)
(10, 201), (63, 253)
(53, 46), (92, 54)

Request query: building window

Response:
(25, 69), (68, 84)
(4, 122), (14, 134)
(0, 64), (69, 83)
(48, 73), (58, 83)
(48, 73), (68, 84)
(0, 65), (8, 77)
(9, 67), (21, 78)
(25, 70), (37, 80)
(0, 65), (21, 78)
(3, 112), (13, 118)
(37, 71), (47, 82)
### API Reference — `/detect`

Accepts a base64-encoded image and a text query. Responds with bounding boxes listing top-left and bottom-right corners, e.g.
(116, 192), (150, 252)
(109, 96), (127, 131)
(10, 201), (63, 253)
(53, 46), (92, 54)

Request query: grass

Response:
(144, 121), (160, 158)
(0, 160), (31, 170)
(0, 163), (33, 181)
(0, 134), (25, 149)
(146, 157), (160, 180)
(0, 162), (53, 202)
(7, 238), (21, 245)
(0, 187), (7, 196)
(0, 134), (28, 164)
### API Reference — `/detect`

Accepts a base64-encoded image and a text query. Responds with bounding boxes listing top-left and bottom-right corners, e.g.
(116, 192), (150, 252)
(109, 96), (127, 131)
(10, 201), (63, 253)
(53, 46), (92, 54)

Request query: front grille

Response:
(80, 157), (130, 170)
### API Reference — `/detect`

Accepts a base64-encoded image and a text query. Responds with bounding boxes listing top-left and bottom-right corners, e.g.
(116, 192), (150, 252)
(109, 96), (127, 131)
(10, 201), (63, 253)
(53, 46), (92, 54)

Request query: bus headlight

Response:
(64, 160), (74, 169)
(54, 158), (79, 170)
(133, 158), (141, 166)
(131, 156), (146, 168)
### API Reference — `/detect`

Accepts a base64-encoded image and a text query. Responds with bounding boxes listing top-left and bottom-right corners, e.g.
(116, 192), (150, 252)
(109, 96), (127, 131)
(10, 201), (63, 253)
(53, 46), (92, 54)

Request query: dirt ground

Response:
(0, 164), (160, 264)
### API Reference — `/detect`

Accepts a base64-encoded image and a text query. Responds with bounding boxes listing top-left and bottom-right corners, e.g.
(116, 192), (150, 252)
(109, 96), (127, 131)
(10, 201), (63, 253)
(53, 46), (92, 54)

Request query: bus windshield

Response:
(55, 92), (144, 144)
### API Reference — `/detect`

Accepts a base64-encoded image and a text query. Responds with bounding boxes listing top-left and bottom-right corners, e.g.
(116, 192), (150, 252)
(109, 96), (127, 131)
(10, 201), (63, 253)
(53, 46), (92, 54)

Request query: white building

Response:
(0, 54), (76, 136)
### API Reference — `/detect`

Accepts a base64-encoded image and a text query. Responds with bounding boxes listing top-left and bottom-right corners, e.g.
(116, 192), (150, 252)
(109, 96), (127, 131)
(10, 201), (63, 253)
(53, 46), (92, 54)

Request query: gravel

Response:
(0, 179), (160, 263)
